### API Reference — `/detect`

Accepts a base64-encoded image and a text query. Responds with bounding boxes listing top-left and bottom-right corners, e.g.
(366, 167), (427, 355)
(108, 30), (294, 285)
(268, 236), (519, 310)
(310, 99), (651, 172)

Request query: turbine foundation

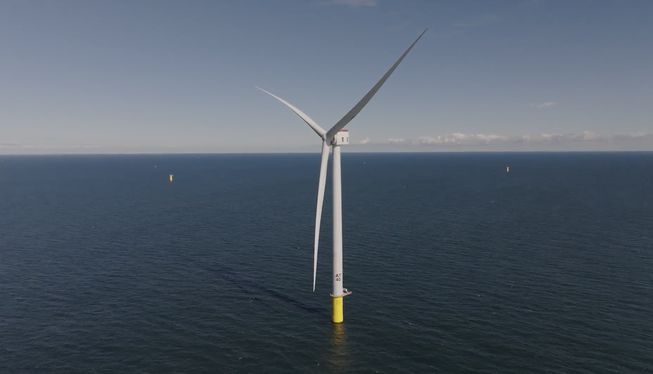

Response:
(332, 296), (344, 323)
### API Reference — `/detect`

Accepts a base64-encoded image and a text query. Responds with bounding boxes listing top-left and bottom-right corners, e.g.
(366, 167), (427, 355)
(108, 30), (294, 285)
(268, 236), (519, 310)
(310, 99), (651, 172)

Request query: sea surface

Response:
(1, 153), (652, 373)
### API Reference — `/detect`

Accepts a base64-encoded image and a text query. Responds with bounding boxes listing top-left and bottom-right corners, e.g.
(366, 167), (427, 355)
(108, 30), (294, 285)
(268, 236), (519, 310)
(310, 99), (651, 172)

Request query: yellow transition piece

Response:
(332, 296), (344, 323)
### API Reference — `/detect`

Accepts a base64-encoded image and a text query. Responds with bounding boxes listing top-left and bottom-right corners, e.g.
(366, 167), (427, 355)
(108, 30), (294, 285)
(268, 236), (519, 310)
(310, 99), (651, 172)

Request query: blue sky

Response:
(1, 0), (652, 153)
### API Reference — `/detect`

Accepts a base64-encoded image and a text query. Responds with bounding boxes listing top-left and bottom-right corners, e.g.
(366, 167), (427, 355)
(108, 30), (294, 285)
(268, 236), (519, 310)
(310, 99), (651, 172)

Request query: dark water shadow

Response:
(207, 262), (323, 315)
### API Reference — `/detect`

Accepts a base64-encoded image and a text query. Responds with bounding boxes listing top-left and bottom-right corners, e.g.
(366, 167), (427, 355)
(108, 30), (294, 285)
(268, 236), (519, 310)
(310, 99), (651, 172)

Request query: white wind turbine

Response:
(258, 29), (426, 323)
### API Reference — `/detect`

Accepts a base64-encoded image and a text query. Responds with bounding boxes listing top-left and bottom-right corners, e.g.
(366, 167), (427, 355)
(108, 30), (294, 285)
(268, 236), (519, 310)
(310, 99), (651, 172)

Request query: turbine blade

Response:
(257, 87), (327, 138)
(326, 29), (427, 139)
(313, 140), (330, 292)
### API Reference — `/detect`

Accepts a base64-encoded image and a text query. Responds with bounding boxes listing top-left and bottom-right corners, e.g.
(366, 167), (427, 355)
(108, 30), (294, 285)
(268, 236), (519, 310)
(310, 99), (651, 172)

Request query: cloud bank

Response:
(1, 132), (651, 154)
(353, 131), (653, 151)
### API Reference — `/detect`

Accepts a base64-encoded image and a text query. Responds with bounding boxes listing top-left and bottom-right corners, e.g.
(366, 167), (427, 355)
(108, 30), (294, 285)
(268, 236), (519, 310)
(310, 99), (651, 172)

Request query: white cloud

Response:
(358, 137), (371, 145)
(410, 133), (510, 145)
(453, 14), (501, 28)
(325, 0), (378, 7)
(532, 102), (558, 109)
(359, 132), (653, 151)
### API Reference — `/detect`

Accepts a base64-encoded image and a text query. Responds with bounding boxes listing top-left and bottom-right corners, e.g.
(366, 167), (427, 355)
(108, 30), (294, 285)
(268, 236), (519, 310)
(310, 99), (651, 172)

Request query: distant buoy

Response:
(168, 174), (174, 183)
(506, 166), (511, 173)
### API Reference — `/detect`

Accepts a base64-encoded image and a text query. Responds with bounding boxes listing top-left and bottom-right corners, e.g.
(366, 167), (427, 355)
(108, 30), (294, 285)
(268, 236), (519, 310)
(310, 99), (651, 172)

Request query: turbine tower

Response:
(259, 29), (426, 323)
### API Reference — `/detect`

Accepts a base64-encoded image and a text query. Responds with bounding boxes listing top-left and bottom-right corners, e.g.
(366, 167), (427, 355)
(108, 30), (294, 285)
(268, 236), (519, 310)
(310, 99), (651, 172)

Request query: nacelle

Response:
(332, 130), (350, 146)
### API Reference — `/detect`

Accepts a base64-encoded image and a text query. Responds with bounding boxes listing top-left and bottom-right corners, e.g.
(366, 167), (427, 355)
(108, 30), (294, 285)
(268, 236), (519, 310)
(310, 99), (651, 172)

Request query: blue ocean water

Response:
(0, 153), (651, 373)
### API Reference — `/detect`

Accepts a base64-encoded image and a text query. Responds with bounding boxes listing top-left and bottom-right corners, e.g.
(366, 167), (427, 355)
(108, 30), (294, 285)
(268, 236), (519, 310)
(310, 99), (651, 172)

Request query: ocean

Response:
(1, 153), (651, 373)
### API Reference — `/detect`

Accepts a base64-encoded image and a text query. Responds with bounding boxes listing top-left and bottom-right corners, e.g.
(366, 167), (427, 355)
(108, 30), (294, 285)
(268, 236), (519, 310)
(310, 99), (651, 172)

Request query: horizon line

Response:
(1, 150), (652, 157)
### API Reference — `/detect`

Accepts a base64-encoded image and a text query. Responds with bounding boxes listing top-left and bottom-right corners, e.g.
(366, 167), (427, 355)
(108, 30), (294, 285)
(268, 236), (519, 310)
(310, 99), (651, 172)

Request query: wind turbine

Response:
(258, 29), (426, 323)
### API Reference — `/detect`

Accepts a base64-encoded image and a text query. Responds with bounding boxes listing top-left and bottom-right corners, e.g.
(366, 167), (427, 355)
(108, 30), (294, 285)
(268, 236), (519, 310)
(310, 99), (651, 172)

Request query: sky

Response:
(1, 0), (652, 154)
